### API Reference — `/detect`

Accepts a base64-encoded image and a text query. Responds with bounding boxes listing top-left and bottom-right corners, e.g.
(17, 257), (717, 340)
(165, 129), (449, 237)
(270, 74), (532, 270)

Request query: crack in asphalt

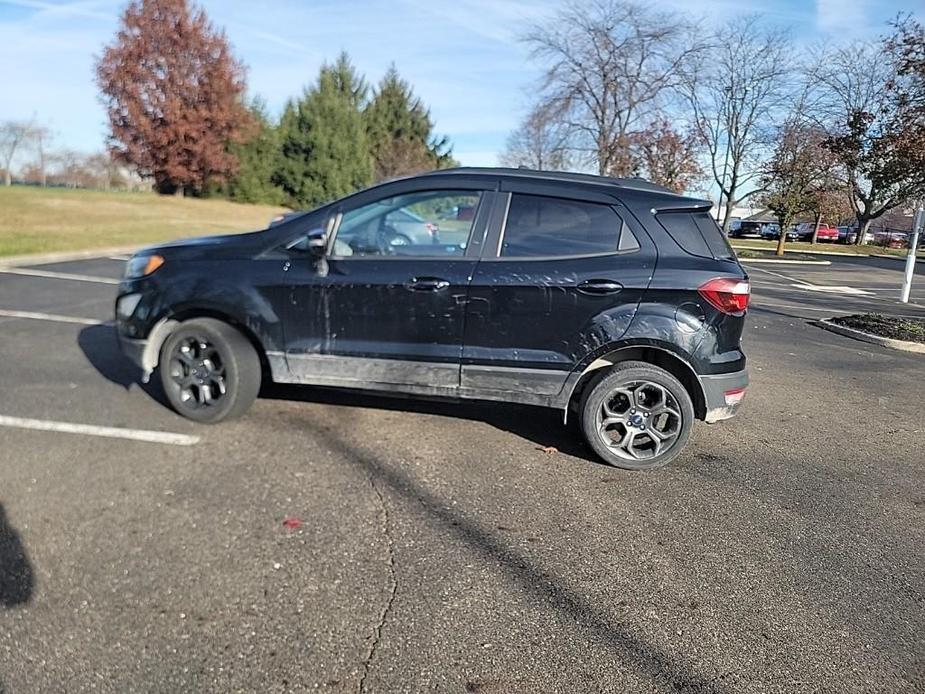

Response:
(356, 473), (398, 694)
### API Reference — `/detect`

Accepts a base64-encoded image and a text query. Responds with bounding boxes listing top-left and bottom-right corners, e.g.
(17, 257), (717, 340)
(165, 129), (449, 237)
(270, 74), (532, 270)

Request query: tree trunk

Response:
(854, 218), (872, 246)
(810, 211), (822, 245)
(3, 169), (10, 186)
(775, 227), (787, 257)
(721, 197), (735, 234)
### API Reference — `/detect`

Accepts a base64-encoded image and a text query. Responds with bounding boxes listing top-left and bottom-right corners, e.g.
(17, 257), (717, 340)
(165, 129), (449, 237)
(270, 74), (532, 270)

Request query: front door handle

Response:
(576, 279), (623, 295)
(406, 277), (450, 292)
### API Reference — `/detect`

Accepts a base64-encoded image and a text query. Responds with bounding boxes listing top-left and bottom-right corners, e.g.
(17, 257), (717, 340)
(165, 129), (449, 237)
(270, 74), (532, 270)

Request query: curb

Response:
(0, 245), (139, 268)
(731, 244), (867, 257)
(867, 253), (925, 262)
(813, 319), (925, 354)
(731, 243), (922, 261)
(739, 258), (831, 265)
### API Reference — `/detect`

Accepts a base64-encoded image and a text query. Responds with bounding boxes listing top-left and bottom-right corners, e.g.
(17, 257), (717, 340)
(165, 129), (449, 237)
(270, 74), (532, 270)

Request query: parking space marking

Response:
(0, 415), (199, 446)
(0, 309), (105, 326)
(750, 302), (841, 313)
(789, 283), (873, 296)
(0, 267), (120, 285)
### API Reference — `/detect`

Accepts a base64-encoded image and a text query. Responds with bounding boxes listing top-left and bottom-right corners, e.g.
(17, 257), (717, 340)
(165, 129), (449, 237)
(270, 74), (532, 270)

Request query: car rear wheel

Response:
(580, 361), (694, 470)
(159, 318), (261, 424)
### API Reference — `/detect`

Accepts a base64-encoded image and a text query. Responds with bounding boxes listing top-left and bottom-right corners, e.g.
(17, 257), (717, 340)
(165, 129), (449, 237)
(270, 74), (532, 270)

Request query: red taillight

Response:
(724, 387), (747, 406)
(698, 277), (750, 315)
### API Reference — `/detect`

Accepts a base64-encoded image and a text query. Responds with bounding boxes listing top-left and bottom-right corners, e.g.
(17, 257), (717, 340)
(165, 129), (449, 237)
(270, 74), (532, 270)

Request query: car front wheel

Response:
(159, 318), (261, 423)
(580, 361), (695, 470)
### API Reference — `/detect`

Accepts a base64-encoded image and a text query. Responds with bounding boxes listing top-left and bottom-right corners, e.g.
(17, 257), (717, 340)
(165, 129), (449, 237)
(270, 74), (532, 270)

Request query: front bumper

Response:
(117, 332), (148, 371)
(700, 368), (748, 423)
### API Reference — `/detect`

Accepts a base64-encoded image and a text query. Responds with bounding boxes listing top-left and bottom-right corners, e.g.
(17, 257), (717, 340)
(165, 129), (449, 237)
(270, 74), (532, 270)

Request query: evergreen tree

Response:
(274, 53), (373, 208)
(224, 98), (285, 205)
(365, 65), (456, 181)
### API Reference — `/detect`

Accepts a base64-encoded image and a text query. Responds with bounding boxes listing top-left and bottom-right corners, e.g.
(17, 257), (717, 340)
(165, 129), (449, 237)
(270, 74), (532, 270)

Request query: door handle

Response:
(576, 279), (623, 295)
(406, 277), (450, 292)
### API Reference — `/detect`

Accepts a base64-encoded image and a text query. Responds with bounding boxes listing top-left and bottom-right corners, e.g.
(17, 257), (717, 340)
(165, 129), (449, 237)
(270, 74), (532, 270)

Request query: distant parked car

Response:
(761, 224), (798, 241)
(792, 222), (839, 243)
(871, 230), (909, 249)
(728, 221), (764, 239)
(837, 226), (875, 244)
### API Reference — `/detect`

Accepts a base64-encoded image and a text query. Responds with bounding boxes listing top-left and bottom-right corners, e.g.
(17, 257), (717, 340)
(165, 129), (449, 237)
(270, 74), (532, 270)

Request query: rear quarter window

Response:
(657, 211), (734, 260)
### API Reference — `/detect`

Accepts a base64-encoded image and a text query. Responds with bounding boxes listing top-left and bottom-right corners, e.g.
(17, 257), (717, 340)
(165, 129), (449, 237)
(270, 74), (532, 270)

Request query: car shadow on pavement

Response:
(77, 324), (169, 406)
(0, 504), (34, 608)
(76, 323), (596, 461)
(307, 421), (729, 693)
(262, 383), (598, 463)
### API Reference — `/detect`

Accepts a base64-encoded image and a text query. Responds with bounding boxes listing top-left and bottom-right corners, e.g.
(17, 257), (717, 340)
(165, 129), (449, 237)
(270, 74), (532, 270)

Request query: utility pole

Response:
(900, 205), (923, 304)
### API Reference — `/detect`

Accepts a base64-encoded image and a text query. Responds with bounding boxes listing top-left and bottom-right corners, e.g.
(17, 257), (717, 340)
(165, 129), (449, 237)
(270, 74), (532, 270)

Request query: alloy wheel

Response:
(167, 336), (227, 409)
(596, 380), (683, 461)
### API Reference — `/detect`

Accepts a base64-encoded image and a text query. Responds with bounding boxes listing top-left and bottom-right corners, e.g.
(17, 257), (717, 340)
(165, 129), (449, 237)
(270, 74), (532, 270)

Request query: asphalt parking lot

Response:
(1, 252), (923, 693)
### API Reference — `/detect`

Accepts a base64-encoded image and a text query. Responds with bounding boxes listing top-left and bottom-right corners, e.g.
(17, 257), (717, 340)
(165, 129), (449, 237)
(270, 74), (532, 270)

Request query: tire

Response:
(579, 361), (695, 470)
(158, 318), (261, 424)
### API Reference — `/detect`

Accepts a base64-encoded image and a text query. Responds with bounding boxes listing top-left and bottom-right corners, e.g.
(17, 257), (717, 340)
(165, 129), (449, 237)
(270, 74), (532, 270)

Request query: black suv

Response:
(116, 168), (749, 469)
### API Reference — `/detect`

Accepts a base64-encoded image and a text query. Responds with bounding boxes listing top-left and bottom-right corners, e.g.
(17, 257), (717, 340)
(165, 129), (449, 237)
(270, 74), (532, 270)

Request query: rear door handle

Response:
(406, 277), (450, 292)
(576, 279), (623, 295)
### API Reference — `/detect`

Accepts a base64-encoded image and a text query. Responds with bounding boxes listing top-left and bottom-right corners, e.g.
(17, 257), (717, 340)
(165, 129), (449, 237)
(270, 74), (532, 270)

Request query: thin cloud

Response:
(0, 0), (111, 21)
(816, 0), (868, 34)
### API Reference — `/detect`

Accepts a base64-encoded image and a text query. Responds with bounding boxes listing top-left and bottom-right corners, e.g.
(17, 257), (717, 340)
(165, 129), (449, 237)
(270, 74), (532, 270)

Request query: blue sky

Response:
(0, 0), (916, 168)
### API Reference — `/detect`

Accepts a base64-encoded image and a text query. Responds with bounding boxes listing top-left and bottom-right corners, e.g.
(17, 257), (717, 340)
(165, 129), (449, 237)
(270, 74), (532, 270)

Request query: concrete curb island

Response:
(813, 319), (925, 354)
(739, 258), (831, 265)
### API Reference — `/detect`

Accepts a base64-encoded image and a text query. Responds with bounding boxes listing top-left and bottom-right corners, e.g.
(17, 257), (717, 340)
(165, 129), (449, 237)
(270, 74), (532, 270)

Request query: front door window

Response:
(334, 190), (483, 258)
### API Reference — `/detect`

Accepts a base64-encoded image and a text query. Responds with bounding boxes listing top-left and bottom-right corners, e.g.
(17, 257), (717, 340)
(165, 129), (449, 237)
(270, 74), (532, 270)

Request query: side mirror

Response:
(307, 228), (328, 257)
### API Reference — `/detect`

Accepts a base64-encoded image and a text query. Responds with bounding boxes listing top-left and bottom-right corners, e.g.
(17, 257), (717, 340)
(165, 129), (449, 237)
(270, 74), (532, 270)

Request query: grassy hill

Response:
(0, 186), (289, 257)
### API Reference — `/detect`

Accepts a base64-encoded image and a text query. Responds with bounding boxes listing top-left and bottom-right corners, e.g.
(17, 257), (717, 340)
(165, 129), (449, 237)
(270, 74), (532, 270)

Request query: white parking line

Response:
(0, 309), (104, 326)
(0, 267), (120, 285)
(0, 415), (199, 446)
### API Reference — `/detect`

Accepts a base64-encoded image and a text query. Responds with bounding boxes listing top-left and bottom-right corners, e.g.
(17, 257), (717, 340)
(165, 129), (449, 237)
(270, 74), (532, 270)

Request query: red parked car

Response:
(794, 222), (839, 242)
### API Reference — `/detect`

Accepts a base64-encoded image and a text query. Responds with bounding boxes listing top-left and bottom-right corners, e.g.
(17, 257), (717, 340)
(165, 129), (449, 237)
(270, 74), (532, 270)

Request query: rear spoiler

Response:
(649, 198), (713, 214)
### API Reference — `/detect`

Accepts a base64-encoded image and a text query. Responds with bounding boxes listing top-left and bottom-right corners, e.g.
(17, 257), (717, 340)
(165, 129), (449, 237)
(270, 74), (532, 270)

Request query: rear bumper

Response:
(699, 369), (748, 423)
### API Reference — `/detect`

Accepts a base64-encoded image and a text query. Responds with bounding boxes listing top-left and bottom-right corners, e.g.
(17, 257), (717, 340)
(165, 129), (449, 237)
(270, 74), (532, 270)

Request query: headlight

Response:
(124, 254), (164, 279)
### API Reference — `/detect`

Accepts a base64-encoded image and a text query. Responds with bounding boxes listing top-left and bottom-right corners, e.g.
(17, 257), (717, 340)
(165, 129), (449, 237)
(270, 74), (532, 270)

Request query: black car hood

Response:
(138, 229), (270, 259)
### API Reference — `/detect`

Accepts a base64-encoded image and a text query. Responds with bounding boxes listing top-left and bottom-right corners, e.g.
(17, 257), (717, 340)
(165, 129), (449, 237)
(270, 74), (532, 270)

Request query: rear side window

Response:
(692, 212), (735, 259)
(657, 211), (733, 259)
(500, 194), (637, 258)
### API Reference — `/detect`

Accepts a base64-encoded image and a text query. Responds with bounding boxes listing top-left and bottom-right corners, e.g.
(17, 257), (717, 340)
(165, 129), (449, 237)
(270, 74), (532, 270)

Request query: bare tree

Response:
(810, 35), (925, 245)
(0, 120), (36, 186)
(524, 0), (703, 177)
(760, 119), (818, 256)
(683, 16), (793, 232)
(634, 119), (703, 193)
(32, 125), (52, 187)
(499, 103), (572, 170)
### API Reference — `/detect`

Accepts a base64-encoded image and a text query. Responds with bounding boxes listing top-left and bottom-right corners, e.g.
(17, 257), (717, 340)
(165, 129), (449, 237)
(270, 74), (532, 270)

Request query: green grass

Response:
(734, 248), (819, 261)
(731, 238), (924, 259)
(0, 186), (288, 257)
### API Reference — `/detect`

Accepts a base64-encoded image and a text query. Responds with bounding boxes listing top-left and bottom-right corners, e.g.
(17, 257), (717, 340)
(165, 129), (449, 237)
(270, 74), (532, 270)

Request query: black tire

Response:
(579, 361), (694, 470)
(158, 318), (261, 424)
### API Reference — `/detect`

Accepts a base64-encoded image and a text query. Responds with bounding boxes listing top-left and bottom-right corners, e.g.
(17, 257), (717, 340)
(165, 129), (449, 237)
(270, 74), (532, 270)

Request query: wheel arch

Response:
(140, 307), (272, 383)
(565, 344), (706, 421)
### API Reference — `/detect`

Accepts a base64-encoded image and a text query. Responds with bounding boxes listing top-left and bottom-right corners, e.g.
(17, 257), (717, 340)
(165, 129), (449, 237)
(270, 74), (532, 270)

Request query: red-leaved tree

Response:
(96, 0), (251, 195)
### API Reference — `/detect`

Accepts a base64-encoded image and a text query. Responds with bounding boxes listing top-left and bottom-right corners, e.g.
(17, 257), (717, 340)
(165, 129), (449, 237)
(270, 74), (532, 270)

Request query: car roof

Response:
(412, 167), (709, 207)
